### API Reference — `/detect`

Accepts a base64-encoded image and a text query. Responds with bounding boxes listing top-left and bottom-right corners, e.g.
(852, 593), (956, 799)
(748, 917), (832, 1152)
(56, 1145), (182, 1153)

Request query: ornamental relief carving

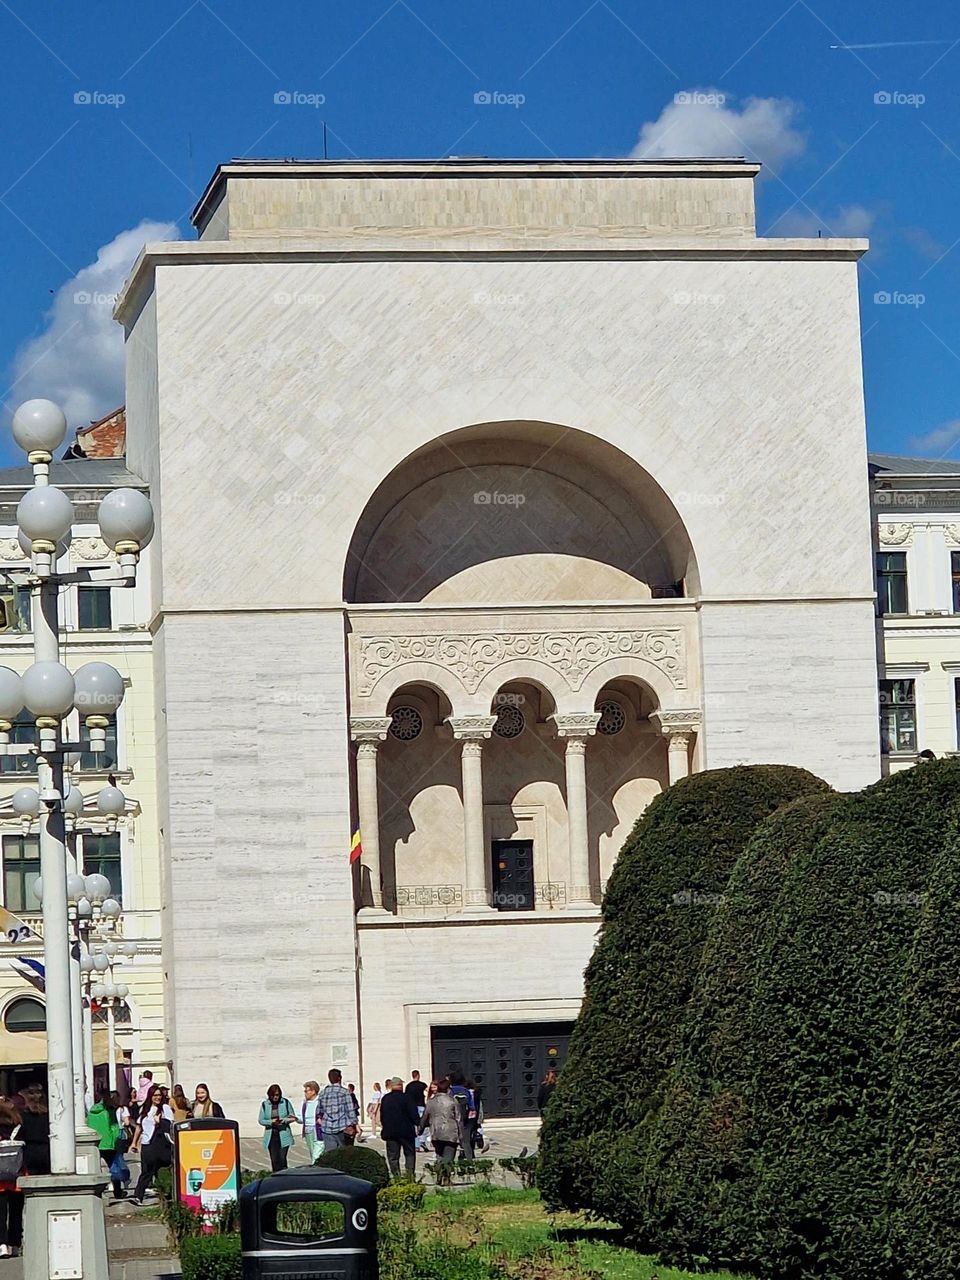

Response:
(877, 523), (913, 546)
(70, 537), (112, 561)
(0, 539), (24, 561)
(356, 629), (686, 696)
(943, 523), (960, 547)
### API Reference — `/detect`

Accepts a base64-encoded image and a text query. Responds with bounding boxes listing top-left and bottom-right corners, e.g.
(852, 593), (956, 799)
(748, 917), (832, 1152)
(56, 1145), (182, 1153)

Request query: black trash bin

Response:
(240, 1166), (378, 1279)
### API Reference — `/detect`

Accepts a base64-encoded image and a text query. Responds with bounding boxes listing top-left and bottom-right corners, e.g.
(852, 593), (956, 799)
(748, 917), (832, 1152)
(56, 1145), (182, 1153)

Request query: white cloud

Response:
(8, 219), (178, 429)
(909, 419), (960, 456)
(631, 91), (807, 174)
(774, 204), (877, 238)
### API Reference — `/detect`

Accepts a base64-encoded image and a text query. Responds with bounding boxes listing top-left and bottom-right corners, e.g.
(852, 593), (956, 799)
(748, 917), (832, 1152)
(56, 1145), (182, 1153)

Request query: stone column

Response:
(552, 713), (601, 909)
(448, 717), (497, 913)
(651, 710), (702, 786)
(350, 716), (393, 914)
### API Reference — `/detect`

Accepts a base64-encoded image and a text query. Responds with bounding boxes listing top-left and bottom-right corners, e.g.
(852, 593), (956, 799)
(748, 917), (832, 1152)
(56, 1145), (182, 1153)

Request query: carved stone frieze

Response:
(943, 523), (960, 547)
(357, 629), (686, 696)
(650, 708), (702, 737)
(0, 539), (24, 561)
(70, 537), (112, 562)
(877, 523), (914, 547)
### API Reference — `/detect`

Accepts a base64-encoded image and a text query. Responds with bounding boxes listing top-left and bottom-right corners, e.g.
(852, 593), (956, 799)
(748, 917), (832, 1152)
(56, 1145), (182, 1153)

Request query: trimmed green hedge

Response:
(314, 1143), (390, 1189)
(888, 819), (960, 1280)
(539, 764), (829, 1225)
(180, 1235), (241, 1280)
(640, 791), (845, 1264)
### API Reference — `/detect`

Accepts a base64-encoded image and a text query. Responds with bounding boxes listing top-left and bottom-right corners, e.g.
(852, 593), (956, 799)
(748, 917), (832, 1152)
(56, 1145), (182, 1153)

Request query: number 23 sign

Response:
(0, 906), (38, 945)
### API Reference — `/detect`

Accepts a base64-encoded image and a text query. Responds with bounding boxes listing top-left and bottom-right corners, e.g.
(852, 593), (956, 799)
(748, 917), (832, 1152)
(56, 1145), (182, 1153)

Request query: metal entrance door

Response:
(431, 1022), (574, 1118)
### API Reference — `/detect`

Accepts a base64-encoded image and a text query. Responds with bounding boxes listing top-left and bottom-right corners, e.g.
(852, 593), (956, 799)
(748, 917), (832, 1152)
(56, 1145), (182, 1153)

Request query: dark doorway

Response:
(492, 839), (534, 911)
(431, 1021), (575, 1118)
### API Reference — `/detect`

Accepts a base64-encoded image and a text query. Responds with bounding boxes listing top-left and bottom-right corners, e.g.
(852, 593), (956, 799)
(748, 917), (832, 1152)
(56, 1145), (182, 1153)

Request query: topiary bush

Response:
(887, 819), (960, 1280)
(314, 1143), (390, 1189)
(723, 760), (960, 1279)
(538, 764), (829, 1225)
(638, 790), (845, 1263)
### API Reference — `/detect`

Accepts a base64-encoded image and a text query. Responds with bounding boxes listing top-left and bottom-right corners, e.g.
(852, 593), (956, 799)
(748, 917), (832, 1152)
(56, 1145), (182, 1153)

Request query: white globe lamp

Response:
(11, 400), (67, 455)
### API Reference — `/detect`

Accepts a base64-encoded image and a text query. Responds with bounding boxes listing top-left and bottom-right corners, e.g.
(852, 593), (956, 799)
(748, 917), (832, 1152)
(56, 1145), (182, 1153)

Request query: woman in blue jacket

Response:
(258, 1084), (297, 1171)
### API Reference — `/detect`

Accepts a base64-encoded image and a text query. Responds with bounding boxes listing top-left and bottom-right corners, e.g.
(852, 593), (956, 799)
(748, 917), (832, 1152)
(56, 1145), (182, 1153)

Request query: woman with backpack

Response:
(87, 1089), (129, 1199)
(0, 1099), (23, 1258)
(129, 1084), (175, 1205)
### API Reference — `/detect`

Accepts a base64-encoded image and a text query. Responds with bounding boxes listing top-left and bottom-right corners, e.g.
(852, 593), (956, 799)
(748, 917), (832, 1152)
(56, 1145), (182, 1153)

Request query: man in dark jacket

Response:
(379, 1078), (418, 1177)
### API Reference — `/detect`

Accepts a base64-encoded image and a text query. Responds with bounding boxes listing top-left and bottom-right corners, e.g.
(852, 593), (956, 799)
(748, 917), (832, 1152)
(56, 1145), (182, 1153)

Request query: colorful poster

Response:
(174, 1120), (240, 1224)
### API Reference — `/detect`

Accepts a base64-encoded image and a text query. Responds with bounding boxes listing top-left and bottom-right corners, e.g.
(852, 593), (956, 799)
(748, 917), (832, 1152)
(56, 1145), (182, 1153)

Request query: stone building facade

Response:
(115, 158), (880, 1119)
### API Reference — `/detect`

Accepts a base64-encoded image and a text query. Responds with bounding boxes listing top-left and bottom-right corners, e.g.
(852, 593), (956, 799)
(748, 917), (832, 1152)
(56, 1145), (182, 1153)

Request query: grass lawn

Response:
(418, 1186), (746, 1280)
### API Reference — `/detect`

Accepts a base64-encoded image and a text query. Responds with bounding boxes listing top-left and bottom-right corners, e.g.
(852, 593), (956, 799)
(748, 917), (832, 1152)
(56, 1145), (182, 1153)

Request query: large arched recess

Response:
(343, 421), (699, 604)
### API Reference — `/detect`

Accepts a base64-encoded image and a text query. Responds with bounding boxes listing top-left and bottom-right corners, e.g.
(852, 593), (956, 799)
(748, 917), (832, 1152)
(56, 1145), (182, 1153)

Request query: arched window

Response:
(4, 997), (45, 1033)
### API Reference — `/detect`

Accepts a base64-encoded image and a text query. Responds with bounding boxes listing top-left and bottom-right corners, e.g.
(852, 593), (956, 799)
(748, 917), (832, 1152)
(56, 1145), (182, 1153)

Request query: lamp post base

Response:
(20, 1171), (109, 1280)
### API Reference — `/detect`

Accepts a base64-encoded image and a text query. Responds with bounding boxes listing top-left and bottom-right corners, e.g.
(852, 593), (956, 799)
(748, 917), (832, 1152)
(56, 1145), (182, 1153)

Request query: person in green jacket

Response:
(87, 1090), (128, 1199)
(258, 1084), (297, 1171)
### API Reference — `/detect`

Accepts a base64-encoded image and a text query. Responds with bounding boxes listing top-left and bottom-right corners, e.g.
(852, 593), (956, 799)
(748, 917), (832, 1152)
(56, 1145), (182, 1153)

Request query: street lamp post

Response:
(0, 399), (154, 1280)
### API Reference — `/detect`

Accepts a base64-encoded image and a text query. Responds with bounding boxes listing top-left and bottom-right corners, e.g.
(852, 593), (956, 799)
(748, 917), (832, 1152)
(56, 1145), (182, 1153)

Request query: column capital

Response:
(447, 715), (497, 742)
(350, 716), (393, 744)
(551, 712), (601, 739)
(650, 708), (702, 738)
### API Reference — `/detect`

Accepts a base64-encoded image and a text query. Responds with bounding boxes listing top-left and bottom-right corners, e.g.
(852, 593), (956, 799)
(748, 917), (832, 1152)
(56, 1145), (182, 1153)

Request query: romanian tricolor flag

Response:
(350, 829), (363, 865)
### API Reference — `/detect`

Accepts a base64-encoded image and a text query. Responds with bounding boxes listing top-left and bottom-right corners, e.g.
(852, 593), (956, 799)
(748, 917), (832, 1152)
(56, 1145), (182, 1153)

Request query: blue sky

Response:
(1, 0), (958, 464)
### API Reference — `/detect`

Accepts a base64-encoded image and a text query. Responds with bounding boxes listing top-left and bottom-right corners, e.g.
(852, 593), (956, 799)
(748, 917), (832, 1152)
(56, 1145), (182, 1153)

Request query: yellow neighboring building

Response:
(873, 453), (960, 771)
(0, 456), (164, 1096)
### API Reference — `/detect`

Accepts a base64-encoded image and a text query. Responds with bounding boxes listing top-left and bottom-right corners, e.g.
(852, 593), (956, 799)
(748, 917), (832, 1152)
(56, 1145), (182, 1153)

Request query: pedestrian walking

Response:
(301, 1081), (324, 1163)
(346, 1084), (361, 1142)
(418, 1078), (463, 1168)
(0, 1099), (23, 1258)
(405, 1071), (428, 1151)
(317, 1070), (357, 1152)
(170, 1085), (190, 1122)
(380, 1077), (418, 1179)
(447, 1070), (475, 1158)
(537, 1069), (557, 1120)
(129, 1085), (175, 1205)
(17, 1086), (50, 1176)
(87, 1089), (129, 1199)
(366, 1082), (382, 1134)
(192, 1083), (224, 1119)
(258, 1084), (297, 1172)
